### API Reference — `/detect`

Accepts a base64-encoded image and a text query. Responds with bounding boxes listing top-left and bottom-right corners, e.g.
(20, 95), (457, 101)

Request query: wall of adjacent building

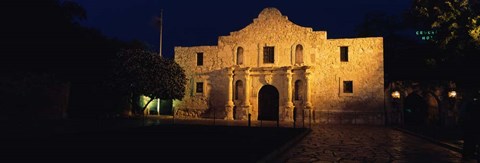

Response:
(310, 38), (384, 124)
(174, 46), (223, 118)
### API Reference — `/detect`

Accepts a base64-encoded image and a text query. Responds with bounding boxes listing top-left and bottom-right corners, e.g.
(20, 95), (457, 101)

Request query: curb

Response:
(392, 127), (462, 153)
(258, 128), (312, 163)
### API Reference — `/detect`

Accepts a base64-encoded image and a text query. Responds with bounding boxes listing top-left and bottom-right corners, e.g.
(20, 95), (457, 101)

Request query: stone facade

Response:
(174, 8), (384, 124)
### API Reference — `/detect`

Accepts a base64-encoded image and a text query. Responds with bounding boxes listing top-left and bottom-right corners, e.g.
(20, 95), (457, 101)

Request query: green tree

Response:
(113, 49), (186, 115)
(410, 0), (480, 82)
(412, 0), (480, 54)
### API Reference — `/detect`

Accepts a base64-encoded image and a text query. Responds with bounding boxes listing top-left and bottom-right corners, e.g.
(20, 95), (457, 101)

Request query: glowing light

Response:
(157, 98), (160, 115)
(448, 91), (457, 98)
(391, 91), (401, 99)
(140, 95), (157, 109)
(172, 100), (182, 108)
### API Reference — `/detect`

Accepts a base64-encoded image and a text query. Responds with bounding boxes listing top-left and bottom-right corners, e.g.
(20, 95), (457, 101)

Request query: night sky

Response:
(74, 0), (412, 58)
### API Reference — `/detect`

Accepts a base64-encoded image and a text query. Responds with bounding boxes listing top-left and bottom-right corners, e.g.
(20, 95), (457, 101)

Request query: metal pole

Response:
(302, 109), (305, 128)
(354, 110), (357, 124)
(293, 108), (296, 128)
(248, 113), (251, 127)
(143, 112), (145, 127)
(309, 110), (312, 128)
(313, 110), (315, 123)
(277, 118), (279, 127)
(159, 9), (163, 57)
(384, 91), (387, 126)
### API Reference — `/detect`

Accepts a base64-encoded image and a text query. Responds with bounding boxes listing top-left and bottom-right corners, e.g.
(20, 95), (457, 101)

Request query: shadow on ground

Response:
(2, 124), (306, 162)
(397, 125), (463, 150)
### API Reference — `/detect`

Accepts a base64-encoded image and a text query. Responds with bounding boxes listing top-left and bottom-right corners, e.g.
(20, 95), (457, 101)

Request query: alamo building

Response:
(174, 8), (384, 124)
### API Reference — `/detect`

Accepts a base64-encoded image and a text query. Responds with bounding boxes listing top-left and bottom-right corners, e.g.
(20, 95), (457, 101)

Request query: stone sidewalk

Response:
(280, 125), (462, 162)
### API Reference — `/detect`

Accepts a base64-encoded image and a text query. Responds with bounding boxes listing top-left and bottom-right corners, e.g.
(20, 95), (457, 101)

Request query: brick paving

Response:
(281, 125), (462, 162)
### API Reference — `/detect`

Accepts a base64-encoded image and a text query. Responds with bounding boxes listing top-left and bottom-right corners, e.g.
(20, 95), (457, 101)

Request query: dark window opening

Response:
(340, 47), (348, 62)
(196, 82), (204, 93)
(343, 81), (353, 93)
(263, 46), (274, 63)
(197, 52), (203, 66)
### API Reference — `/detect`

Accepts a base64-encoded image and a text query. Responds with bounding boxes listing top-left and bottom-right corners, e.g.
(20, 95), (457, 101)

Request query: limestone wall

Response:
(217, 8), (326, 68)
(173, 8), (384, 124)
(174, 46), (223, 118)
(310, 38), (384, 124)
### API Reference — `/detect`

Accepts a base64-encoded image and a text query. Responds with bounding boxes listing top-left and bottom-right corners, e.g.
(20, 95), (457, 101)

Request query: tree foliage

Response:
(412, 0), (480, 53)
(1, 0), (148, 81)
(1, 0), (154, 118)
(406, 0), (480, 81)
(113, 49), (186, 114)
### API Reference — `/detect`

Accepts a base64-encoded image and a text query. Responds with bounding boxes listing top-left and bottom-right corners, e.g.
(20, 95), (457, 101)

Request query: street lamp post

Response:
(447, 90), (457, 126)
(448, 90), (457, 98)
(391, 91), (401, 125)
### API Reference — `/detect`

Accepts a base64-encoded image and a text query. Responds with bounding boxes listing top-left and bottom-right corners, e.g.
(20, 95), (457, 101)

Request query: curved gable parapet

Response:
(257, 7), (284, 20)
(224, 7), (316, 40)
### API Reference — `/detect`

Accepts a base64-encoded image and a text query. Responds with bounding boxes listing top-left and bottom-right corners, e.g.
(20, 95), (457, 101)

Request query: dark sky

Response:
(74, 0), (412, 58)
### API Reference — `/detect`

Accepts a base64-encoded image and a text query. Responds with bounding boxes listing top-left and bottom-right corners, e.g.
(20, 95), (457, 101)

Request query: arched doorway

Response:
(404, 92), (428, 125)
(258, 85), (279, 121)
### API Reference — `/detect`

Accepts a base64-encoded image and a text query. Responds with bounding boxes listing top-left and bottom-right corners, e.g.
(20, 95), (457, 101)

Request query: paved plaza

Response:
(281, 125), (462, 162)
(2, 117), (468, 162)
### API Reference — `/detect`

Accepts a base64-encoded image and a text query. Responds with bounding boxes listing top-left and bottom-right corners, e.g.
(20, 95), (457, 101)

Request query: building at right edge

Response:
(174, 8), (384, 124)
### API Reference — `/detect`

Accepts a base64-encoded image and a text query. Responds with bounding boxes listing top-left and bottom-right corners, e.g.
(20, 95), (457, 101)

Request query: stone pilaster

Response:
(242, 67), (251, 107)
(304, 72), (312, 109)
(225, 67), (234, 120)
(284, 66), (294, 121)
(240, 67), (251, 120)
(304, 66), (313, 121)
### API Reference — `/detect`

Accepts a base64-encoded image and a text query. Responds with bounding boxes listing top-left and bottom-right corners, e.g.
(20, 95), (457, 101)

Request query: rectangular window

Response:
(343, 81), (353, 93)
(263, 46), (274, 63)
(340, 46), (348, 62)
(197, 52), (203, 66)
(196, 82), (204, 93)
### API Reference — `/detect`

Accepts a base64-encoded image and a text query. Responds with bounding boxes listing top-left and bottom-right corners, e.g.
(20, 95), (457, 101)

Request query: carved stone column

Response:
(304, 66), (313, 122)
(225, 67), (234, 120)
(304, 72), (312, 109)
(240, 67), (251, 120)
(284, 66), (294, 121)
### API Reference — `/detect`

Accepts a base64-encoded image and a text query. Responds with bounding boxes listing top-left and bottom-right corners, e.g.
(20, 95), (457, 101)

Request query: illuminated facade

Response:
(174, 8), (384, 124)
